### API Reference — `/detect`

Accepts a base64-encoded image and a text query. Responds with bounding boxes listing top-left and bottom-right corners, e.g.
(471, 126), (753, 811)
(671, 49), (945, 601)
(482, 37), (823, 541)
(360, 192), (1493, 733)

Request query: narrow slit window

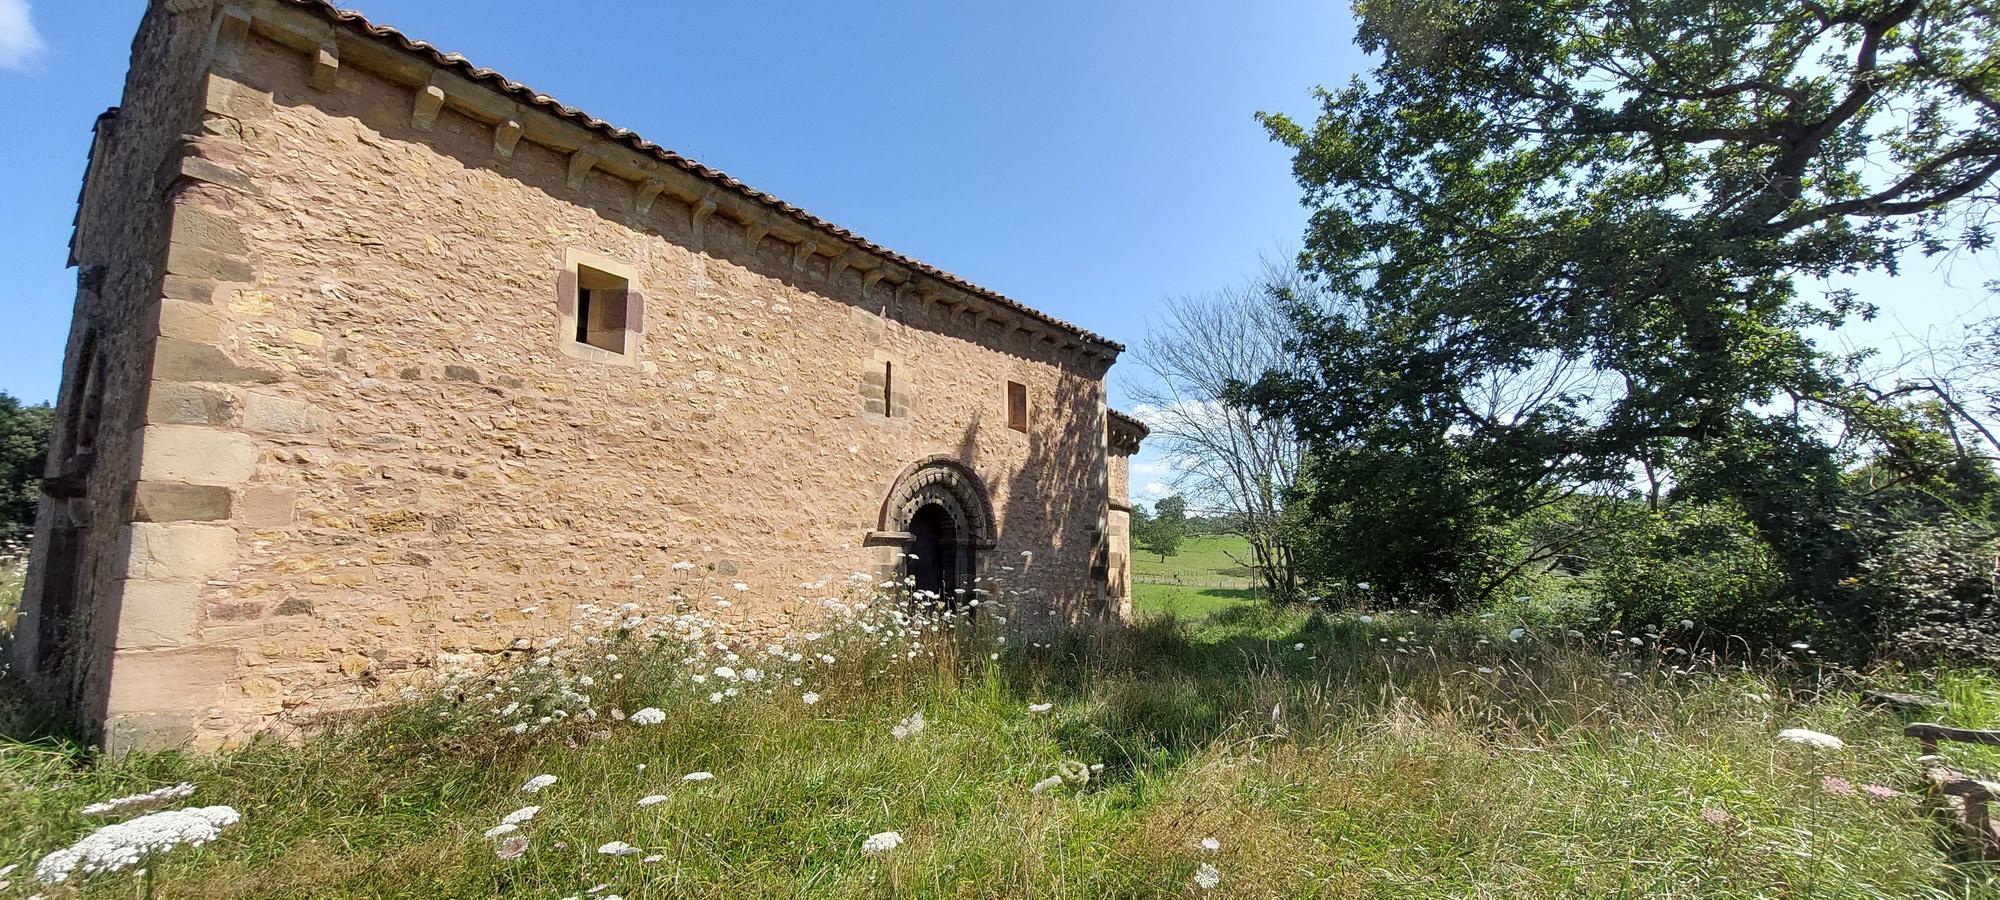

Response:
(1007, 381), (1028, 433)
(883, 361), (894, 415)
(573, 264), (630, 354)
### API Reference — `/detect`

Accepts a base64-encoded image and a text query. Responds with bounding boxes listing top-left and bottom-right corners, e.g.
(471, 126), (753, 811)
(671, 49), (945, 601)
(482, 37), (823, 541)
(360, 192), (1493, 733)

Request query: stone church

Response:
(16, 0), (1148, 751)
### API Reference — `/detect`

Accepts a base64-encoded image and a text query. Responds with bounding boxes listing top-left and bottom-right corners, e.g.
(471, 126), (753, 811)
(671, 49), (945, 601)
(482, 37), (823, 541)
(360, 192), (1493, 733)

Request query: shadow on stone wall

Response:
(994, 372), (1109, 627)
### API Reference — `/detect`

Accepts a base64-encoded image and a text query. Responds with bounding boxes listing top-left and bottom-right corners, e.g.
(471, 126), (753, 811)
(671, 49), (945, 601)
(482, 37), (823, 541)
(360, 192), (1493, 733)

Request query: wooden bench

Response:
(1906, 722), (2000, 858)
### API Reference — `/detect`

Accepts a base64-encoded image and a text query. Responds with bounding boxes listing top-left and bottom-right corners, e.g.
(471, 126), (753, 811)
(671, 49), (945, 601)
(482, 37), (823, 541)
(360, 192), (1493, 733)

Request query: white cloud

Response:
(0, 0), (45, 70)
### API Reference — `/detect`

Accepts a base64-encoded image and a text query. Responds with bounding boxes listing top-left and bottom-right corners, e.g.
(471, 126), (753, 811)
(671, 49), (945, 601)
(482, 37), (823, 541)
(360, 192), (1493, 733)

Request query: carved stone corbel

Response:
(209, 5), (253, 69)
(791, 241), (819, 273)
(741, 217), (770, 251)
(690, 198), (719, 243)
(310, 37), (340, 91)
(412, 80), (446, 131)
(493, 116), (523, 159)
(566, 150), (599, 191)
(634, 178), (666, 217)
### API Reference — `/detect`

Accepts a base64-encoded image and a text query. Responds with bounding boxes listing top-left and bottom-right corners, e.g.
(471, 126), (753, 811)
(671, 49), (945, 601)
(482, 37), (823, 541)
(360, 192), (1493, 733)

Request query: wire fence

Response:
(1133, 574), (1257, 590)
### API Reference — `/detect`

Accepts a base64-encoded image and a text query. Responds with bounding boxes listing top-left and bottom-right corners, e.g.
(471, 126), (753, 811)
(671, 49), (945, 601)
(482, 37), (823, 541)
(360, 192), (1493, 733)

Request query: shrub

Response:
(1595, 501), (1801, 640)
(1862, 519), (2000, 663)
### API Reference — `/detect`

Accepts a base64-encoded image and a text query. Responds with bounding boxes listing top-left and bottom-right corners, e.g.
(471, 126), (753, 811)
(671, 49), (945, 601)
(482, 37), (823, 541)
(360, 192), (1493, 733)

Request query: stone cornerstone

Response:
(16, 0), (1143, 751)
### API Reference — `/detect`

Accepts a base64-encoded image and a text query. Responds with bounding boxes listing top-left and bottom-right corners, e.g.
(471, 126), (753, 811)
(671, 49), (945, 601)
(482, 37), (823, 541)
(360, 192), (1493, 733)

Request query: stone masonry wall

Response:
(1107, 453), (1133, 620)
(73, 10), (1121, 749)
(14, 1), (216, 738)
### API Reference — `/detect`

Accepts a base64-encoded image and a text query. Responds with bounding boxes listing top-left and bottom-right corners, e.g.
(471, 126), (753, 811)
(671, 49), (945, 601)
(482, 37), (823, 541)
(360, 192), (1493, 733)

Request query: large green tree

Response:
(1247, 0), (2000, 622)
(1, 392), (55, 543)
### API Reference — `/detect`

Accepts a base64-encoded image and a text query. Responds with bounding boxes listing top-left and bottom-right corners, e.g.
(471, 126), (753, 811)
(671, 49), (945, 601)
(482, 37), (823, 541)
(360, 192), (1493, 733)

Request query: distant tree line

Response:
(1, 391), (54, 543)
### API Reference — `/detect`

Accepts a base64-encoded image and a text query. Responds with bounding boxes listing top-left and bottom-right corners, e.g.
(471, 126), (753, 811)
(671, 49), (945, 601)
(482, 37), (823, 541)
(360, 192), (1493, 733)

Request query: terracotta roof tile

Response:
(283, 0), (1123, 353)
(1107, 408), (1150, 439)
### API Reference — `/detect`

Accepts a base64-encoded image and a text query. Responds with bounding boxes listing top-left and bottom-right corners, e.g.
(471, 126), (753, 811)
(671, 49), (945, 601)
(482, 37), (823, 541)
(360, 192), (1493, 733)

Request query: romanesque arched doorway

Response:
(906, 503), (960, 599)
(874, 457), (996, 609)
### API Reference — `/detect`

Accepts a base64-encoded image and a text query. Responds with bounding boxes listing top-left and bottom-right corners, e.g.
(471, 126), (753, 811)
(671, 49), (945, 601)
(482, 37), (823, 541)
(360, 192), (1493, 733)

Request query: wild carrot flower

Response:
(1028, 703), (1053, 714)
(1200, 837), (1220, 852)
(682, 771), (715, 782)
(1860, 783), (1905, 800)
(860, 831), (903, 855)
(1820, 775), (1856, 796)
(891, 711), (926, 739)
(801, 692), (820, 705)
(483, 823), (519, 838)
(1030, 775), (1063, 794)
(34, 806), (241, 884)
(520, 775), (557, 793)
(1777, 728), (1844, 751)
(1699, 806), (1735, 827)
(1194, 862), (1221, 890)
(502, 806), (540, 825)
(79, 783), (197, 817)
(637, 795), (668, 807)
(628, 707), (666, 726)
(495, 836), (529, 860)
(598, 841), (641, 856)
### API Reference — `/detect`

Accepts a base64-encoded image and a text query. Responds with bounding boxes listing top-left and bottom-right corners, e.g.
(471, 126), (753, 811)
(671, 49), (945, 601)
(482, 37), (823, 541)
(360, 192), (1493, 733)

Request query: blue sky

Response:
(0, 1), (1992, 505)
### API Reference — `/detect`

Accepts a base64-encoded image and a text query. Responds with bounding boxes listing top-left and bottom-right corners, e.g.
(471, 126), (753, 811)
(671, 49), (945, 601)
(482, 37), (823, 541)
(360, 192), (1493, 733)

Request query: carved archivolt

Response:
(878, 457), (996, 548)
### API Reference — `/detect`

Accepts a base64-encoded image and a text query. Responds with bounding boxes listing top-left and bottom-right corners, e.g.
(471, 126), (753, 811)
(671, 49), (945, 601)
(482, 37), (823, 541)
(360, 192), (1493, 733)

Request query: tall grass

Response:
(0, 579), (1995, 897)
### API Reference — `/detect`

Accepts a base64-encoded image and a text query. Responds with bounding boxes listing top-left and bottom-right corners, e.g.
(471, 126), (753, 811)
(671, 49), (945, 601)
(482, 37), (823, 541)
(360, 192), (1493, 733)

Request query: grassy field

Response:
(1130, 534), (1259, 590)
(3, 568), (1999, 898)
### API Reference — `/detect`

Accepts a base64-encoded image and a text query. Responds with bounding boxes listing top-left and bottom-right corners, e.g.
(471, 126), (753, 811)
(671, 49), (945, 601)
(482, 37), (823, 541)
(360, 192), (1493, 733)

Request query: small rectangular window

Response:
(1007, 381), (1028, 433)
(883, 361), (894, 414)
(573, 264), (630, 354)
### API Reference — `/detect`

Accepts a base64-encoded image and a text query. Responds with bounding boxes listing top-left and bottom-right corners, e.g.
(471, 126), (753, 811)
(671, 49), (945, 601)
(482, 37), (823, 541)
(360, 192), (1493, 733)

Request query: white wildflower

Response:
(1777, 728), (1845, 751)
(597, 841), (641, 857)
(482, 823), (519, 839)
(1508, 628), (1526, 641)
(519, 775), (557, 794)
(1027, 703), (1053, 714)
(860, 831), (903, 855)
(682, 771), (715, 782)
(731, 582), (750, 592)
(628, 707), (666, 726)
(1030, 775), (1063, 794)
(1194, 862), (1221, 890)
(495, 835), (529, 860)
(35, 806), (240, 885)
(79, 783), (197, 817)
(1200, 837), (1220, 852)
(801, 692), (821, 705)
(891, 711), (926, 740)
(637, 795), (668, 807)
(501, 806), (540, 825)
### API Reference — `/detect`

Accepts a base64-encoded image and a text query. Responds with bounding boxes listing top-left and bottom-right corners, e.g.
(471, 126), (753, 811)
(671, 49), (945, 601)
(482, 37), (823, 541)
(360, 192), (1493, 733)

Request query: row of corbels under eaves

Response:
(189, 0), (1118, 370)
